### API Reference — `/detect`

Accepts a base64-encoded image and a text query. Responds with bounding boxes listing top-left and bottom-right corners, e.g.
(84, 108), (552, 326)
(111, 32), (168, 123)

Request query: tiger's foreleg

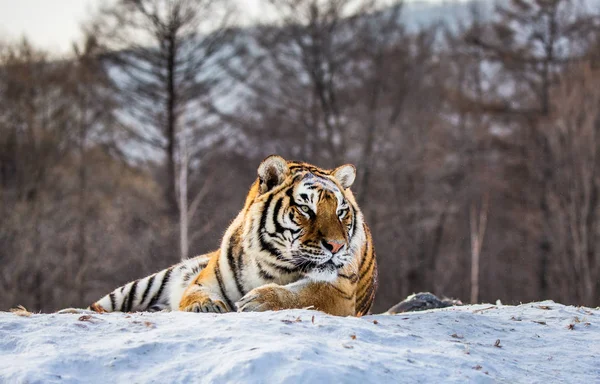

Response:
(235, 275), (358, 316)
(179, 251), (233, 313)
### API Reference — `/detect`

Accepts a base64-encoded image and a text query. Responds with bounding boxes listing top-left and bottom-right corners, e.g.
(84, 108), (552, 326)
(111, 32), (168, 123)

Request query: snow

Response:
(1, 300), (598, 383)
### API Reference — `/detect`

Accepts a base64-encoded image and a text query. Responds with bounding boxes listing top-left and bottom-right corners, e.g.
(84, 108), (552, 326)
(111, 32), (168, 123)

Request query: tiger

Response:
(89, 155), (377, 316)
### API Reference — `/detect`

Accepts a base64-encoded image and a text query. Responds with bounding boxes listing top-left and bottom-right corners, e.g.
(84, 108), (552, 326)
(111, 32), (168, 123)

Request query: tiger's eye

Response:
(301, 205), (310, 213)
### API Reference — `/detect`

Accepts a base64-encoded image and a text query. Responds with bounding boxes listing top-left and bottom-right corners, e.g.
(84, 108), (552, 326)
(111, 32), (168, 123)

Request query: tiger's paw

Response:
(180, 296), (230, 313)
(236, 284), (297, 312)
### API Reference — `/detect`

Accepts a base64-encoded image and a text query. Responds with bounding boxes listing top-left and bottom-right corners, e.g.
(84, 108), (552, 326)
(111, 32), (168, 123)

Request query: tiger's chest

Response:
(217, 248), (303, 303)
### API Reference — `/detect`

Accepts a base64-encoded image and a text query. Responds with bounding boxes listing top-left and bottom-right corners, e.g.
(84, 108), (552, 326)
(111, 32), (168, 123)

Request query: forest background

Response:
(2, 0), (600, 313)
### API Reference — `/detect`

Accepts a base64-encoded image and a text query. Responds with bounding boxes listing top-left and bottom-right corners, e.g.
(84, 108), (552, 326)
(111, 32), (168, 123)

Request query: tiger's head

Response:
(248, 155), (364, 282)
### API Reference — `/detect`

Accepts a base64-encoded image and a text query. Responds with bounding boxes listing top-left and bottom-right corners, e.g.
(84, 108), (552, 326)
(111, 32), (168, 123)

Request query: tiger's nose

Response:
(322, 240), (345, 254)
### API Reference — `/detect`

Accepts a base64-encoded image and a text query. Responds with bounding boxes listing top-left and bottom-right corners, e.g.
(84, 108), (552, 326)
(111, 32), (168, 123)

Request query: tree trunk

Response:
(179, 134), (189, 261)
(166, 32), (179, 218)
(76, 91), (88, 303)
(470, 195), (489, 304)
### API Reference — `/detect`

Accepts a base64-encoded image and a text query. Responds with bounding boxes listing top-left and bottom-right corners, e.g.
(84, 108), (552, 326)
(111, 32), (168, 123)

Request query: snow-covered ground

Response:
(1, 301), (598, 383)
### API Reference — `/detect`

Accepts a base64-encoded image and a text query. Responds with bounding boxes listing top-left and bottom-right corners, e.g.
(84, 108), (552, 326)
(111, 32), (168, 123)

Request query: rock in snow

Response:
(0, 301), (598, 383)
(386, 292), (463, 313)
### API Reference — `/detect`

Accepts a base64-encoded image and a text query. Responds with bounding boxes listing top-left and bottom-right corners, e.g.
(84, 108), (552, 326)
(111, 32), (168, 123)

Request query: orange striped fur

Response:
(91, 156), (377, 316)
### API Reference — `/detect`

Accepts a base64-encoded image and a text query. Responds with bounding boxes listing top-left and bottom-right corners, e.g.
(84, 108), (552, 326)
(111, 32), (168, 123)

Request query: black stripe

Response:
(339, 273), (359, 283)
(348, 206), (356, 239)
(148, 268), (173, 308)
(124, 280), (139, 312)
(258, 187), (299, 271)
(288, 165), (308, 172)
(357, 252), (376, 301)
(289, 173), (305, 185)
(236, 232), (247, 268)
(120, 284), (130, 312)
(214, 258), (235, 310)
(358, 280), (375, 314)
(356, 274), (369, 303)
(226, 236), (245, 296)
(262, 233), (295, 263)
(191, 261), (208, 275)
(109, 292), (117, 311)
(256, 260), (275, 280)
(236, 230), (245, 274)
(282, 174), (304, 202)
(357, 246), (374, 299)
(248, 222), (255, 249)
(259, 194), (275, 244)
(272, 198), (286, 234)
(288, 164), (328, 177)
(368, 257), (379, 313)
(357, 262), (375, 301)
(360, 243), (374, 274)
(259, 194), (291, 263)
(288, 211), (296, 222)
(119, 285), (131, 312)
(262, 258), (299, 274)
(140, 275), (156, 307)
(285, 187), (297, 204)
(362, 252), (375, 277)
(328, 284), (353, 301)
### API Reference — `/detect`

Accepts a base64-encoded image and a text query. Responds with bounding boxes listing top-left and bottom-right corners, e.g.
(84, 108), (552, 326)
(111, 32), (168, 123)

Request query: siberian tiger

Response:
(90, 155), (377, 316)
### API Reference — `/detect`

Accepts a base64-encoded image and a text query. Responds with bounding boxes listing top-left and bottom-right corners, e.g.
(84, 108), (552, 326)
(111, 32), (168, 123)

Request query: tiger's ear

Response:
(332, 164), (356, 189)
(258, 155), (289, 194)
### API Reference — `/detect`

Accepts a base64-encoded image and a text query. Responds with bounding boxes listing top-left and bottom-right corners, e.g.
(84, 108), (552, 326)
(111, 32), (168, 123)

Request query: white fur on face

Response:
(258, 172), (355, 280)
(292, 174), (345, 214)
(289, 174), (353, 279)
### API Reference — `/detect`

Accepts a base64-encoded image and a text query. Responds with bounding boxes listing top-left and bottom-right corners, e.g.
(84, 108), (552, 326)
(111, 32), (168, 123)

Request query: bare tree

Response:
(462, 0), (598, 116)
(470, 193), (489, 304)
(61, 34), (119, 301)
(452, 0), (600, 304)
(0, 39), (76, 309)
(178, 132), (190, 260)
(221, 0), (408, 165)
(94, 0), (234, 217)
(5, 0), (600, 314)
(543, 62), (600, 305)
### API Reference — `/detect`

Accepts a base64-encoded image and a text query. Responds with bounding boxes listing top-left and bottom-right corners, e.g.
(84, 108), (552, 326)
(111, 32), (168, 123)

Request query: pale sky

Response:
(0, 0), (442, 55)
(0, 0), (95, 53)
(0, 0), (272, 54)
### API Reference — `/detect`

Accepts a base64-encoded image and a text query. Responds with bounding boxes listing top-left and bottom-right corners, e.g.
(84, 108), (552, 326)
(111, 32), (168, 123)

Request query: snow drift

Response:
(1, 301), (598, 383)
